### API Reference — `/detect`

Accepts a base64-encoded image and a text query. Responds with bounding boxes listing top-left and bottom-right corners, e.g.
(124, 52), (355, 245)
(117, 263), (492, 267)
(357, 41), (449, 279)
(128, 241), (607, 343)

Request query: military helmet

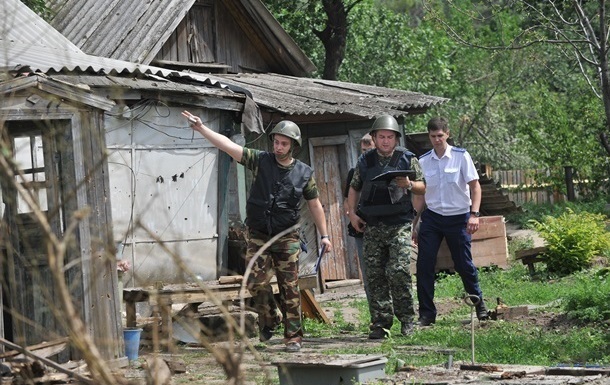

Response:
(269, 120), (302, 146)
(370, 115), (401, 137)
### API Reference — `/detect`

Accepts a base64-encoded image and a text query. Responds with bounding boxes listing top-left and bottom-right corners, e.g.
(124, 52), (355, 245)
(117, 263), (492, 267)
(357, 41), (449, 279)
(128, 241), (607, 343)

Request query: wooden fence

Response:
(491, 169), (571, 206)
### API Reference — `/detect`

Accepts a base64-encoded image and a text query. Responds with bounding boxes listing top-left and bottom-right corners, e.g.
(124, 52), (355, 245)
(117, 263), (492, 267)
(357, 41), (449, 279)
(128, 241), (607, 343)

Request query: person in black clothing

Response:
(343, 134), (374, 297)
(347, 115), (425, 339)
(182, 110), (332, 352)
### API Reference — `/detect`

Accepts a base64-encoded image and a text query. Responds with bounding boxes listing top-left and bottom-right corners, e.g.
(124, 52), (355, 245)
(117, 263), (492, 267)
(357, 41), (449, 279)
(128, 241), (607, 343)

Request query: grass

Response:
(176, 201), (610, 383)
(302, 251), (610, 372)
(504, 198), (609, 229)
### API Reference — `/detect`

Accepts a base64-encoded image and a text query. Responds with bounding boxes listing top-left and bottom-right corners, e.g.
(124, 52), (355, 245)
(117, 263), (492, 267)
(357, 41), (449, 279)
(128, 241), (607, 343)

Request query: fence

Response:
(491, 169), (570, 206)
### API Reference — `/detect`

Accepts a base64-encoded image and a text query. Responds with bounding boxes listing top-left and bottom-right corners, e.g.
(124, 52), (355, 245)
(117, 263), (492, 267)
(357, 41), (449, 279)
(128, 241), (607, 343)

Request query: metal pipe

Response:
(463, 294), (481, 365)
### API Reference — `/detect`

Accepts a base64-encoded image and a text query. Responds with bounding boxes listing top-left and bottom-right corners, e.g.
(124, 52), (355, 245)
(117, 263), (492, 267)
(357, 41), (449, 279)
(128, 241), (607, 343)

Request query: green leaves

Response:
(263, 0), (610, 193)
(20, 0), (51, 20)
(530, 209), (610, 276)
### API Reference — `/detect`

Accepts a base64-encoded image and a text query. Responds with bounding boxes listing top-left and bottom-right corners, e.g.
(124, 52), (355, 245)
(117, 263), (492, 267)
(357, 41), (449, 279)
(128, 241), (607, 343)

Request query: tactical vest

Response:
(357, 147), (415, 225)
(246, 152), (313, 235)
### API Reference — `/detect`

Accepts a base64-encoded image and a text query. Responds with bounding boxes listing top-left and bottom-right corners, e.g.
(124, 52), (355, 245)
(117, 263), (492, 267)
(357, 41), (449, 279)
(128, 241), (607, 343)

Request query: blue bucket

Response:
(123, 328), (142, 361)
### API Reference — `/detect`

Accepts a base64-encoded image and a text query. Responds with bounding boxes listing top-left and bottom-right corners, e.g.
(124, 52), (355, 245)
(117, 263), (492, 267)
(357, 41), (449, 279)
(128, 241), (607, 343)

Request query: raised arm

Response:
(182, 110), (244, 162)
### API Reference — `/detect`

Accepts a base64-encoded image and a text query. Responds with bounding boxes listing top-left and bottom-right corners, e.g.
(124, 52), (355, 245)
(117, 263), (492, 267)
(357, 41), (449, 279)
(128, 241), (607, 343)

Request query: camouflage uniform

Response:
(363, 223), (415, 329)
(241, 148), (318, 339)
(245, 229), (301, 337)
(351, 152), (423, 330)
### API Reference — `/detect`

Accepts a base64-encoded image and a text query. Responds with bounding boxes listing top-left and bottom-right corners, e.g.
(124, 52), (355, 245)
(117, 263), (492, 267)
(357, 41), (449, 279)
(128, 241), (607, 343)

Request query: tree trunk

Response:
(313, 0), (349, 80)
(598, 0), (610, 156)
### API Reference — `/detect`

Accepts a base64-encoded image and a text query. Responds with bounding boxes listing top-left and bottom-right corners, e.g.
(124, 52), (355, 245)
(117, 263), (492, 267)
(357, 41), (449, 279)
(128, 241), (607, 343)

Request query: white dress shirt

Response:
(419, 144), (479, 216)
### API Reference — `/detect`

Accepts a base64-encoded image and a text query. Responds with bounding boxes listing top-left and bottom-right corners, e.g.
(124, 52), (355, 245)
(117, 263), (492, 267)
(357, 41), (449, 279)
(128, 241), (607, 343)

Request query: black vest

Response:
(357, 147), (415, 225)
(245, 152), (313, 235)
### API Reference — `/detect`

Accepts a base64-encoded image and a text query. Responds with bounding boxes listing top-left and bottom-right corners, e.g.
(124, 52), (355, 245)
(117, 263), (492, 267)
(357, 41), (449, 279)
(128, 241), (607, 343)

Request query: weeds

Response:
(562, 269), (610, 322)
(505, 198), (609, 228)
(303, 264), (610, 369)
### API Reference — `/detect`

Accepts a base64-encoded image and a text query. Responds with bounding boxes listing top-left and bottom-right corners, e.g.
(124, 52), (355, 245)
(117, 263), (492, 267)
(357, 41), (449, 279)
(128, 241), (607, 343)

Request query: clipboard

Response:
(371, 169), (416, 182)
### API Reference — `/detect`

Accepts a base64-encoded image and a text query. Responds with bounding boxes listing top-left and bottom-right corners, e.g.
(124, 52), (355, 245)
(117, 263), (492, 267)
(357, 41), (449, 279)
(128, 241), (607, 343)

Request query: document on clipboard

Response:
(371, 169), (416, 182)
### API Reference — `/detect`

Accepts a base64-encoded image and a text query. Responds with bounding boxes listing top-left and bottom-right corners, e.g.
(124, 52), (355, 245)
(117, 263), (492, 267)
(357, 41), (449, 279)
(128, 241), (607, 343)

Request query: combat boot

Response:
(476, 301), (489, 321)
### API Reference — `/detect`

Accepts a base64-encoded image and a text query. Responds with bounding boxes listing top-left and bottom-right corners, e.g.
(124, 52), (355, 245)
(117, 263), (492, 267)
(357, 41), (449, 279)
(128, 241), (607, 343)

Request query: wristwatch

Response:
(470, 211), (481, 217)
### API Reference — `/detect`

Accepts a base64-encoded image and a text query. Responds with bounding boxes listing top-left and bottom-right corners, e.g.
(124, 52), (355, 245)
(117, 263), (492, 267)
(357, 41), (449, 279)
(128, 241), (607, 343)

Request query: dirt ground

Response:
(117, 228), (610, 384)
(118, 283), (610, 385)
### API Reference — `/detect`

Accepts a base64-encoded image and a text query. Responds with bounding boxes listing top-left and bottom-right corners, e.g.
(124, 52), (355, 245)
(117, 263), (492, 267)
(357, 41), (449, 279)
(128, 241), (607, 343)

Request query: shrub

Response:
(563, 269), (610, 322)
(530, 209), (610, 276)
(506, 198), (609, 228)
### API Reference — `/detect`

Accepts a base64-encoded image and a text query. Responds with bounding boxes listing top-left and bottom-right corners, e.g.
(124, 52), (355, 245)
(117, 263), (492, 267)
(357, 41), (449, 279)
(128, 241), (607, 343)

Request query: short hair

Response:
(427, 117), (449, 133)
(360, 133), (373, 146)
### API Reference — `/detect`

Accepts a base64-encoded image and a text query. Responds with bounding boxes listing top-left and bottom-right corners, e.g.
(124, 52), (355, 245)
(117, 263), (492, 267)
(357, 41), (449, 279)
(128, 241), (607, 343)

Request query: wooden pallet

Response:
(123, 275), (322, 351)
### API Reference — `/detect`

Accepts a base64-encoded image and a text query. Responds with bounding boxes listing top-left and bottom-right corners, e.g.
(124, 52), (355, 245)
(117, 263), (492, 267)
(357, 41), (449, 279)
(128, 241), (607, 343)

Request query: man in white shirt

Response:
(412, 117), (488, 326)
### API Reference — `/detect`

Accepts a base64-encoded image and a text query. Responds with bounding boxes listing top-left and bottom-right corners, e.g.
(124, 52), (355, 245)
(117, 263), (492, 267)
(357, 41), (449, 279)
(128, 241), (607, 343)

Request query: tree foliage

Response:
(20, 0), (51, 20)
(425, 0), (610, 163)
(263, 0), (610, 197)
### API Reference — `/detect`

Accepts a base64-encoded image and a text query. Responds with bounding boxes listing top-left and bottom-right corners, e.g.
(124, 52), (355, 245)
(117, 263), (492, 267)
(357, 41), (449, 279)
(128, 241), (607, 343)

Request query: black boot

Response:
(401, 322), (414, 336)
(368, 327), (388, 339)
(476, 301), (489, 321)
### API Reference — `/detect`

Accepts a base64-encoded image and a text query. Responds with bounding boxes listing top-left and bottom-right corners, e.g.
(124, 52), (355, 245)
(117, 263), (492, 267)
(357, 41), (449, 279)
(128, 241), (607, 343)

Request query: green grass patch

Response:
(303, 265), (610, 369)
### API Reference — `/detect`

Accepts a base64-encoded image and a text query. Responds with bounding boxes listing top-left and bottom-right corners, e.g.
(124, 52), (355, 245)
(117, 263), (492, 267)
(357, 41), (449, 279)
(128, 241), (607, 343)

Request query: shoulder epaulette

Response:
(451, 147), (466, 153)
(420, 149), (433, 159)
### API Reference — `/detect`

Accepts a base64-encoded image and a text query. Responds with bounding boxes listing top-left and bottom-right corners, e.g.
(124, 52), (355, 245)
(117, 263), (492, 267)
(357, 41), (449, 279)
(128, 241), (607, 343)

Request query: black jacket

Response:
(245, 152), (313, 235)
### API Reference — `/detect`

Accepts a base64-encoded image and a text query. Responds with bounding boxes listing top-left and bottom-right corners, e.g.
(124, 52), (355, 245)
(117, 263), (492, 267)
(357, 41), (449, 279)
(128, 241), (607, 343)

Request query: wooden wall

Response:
(0, 93), (123, 361)
(155, 0), (270, 73)
(492, 169), (570, 205)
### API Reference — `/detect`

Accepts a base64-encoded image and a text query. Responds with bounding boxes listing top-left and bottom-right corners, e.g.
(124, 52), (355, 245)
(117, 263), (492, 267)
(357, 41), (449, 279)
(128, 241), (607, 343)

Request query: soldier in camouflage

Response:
(183, 111), (332, 352)
(347, 115), (425, 339)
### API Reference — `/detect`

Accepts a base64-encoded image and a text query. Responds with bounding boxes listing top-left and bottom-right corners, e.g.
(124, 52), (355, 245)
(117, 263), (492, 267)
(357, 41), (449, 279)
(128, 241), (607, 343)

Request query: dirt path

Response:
(119, 283), (609, 385)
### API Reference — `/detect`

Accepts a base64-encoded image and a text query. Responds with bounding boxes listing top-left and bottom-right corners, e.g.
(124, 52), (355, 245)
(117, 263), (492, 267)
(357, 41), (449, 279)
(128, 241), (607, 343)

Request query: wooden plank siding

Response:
(312, 144), (347, 281)
(156, 0), (273, 74)
(491, 169), (570, 205)
(0, 93), (124, 362)
(75, 110), (123, 359)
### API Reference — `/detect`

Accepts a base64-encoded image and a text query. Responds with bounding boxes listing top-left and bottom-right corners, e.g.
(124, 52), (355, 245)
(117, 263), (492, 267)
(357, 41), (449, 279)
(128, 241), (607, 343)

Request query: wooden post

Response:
(564, 166), (575, 201)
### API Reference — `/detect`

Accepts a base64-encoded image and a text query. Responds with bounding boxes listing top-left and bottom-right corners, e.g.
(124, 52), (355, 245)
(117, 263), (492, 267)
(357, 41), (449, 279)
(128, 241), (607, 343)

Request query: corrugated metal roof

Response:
(46, 0), (316, 76)
(51, 74), (243, 105)
(46, 0), (196, 64)
(217, 73), (449, 119)
(0, 39), (231, 89)
(0, 0), (228, 88)
(2, 0), (446, 121)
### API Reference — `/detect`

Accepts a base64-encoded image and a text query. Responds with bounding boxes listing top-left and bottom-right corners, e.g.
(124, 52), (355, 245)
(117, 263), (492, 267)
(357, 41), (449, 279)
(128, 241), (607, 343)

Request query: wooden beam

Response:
(37, 78), (116, 111)
(0, 337), (94, 385)
(301, 289), (330, 324)
(0, 338), (68, 359)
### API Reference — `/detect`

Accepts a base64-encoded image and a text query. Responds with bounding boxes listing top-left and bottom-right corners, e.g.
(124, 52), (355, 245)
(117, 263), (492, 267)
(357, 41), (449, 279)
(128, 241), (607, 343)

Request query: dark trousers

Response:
(416, 209), (484, 320)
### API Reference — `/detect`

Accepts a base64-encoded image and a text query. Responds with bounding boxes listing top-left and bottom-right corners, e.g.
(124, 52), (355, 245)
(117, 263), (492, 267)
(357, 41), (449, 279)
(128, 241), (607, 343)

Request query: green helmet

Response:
(370, 115), (401, 137)
(269, 120), (302, 146)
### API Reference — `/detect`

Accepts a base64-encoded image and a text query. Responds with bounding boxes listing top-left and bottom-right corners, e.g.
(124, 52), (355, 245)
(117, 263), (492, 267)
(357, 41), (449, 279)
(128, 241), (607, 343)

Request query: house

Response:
(0, 0), (252, 361)
(44, 0), (448, 288)
(1, 0), (449, 361)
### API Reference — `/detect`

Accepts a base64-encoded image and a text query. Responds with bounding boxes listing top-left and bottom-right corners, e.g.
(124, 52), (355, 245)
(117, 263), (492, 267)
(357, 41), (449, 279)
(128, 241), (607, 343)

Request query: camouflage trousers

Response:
(363, 222), (416, 329)
(245, 229), (302, 339)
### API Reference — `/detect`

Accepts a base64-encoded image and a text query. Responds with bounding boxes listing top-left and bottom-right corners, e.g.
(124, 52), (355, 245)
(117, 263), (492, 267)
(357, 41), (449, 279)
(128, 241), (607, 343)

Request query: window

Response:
(13, 133), (47, 213)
